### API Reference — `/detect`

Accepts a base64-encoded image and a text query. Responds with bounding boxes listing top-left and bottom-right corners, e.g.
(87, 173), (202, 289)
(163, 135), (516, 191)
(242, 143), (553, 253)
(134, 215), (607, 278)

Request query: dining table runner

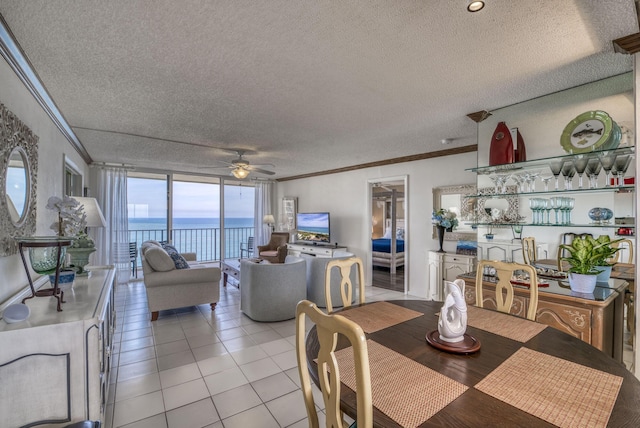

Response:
(338, 301), (423, 333)
(475, 347), (623, 428)
(466, 305), (547, 342)
(334, 340), (468, 428)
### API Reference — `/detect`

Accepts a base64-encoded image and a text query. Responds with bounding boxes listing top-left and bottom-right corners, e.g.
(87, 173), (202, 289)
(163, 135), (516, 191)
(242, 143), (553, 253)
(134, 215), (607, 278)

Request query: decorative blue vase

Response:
(588, 207), (613, 225)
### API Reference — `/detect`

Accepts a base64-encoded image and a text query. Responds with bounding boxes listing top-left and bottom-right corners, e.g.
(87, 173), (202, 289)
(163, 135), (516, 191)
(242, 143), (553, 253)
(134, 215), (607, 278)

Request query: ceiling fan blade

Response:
(248, 166), (275, 175)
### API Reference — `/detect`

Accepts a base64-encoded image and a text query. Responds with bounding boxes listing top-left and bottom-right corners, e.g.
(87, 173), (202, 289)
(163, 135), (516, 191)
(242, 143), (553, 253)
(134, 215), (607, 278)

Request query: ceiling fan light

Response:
(467, 1), (485, 12)
(231, 167), (250, 179)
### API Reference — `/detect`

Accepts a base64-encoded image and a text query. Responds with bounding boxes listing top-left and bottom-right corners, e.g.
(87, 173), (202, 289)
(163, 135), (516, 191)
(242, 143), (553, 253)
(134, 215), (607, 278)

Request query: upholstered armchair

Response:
(140, 241), (221, 321)
(240, 256), (307, 321)
(257, 232), (290, 263)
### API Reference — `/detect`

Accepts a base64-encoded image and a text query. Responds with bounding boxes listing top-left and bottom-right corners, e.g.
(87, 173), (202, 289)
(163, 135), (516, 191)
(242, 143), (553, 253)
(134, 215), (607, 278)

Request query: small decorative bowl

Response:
(588, 207), (613, 224)
(49, 268), (76, 291)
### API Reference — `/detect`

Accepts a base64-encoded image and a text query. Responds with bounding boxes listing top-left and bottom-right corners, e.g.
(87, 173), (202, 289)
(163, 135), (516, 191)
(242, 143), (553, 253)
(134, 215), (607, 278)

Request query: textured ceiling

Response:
(0, 0), (636, 179)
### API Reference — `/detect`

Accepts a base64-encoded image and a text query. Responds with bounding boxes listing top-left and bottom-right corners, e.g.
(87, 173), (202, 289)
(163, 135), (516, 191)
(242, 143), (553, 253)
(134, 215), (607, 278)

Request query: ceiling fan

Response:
(210, 149), (276, 179)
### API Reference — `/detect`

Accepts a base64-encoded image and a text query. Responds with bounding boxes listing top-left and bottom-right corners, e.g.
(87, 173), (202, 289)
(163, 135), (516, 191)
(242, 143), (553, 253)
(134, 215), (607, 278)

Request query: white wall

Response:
(0, 57), (89, 304)
(276, 151), (477, 298)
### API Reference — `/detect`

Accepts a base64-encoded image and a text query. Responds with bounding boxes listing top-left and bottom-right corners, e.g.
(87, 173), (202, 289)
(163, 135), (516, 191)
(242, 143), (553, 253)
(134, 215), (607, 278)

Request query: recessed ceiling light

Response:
(467, 1), (485, 12)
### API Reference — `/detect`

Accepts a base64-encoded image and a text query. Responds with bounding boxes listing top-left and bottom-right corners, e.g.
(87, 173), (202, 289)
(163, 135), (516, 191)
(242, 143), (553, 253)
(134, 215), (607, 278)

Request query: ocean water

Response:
(129, 217), (254, 260)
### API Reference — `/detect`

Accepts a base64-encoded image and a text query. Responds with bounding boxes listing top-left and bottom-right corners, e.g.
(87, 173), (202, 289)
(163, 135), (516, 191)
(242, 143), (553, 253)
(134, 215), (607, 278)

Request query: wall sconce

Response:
(263, 214), (275, 232)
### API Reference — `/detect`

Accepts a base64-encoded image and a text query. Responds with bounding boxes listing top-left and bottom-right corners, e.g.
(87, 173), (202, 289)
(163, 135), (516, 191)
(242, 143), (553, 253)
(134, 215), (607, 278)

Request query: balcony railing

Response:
(129, 227), (254, 266)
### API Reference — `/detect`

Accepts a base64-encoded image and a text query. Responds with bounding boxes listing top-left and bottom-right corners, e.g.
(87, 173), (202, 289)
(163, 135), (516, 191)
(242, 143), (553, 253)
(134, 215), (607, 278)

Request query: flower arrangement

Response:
(432, 208), (458, 230)
(47, 196), (87, 237)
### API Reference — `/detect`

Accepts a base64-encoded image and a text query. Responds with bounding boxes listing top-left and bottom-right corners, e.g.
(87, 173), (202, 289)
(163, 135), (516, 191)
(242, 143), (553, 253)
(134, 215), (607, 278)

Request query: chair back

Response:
(295, 300), (372, 428)
(266, 232), (290, 248)
(325, 257), (366, 313)
(247, 236), (254, 251)
(556, 233), (594, 271)
(609, 238), (634, 264)
(475, 260), (539, 321)
(521, 237), (537, 265)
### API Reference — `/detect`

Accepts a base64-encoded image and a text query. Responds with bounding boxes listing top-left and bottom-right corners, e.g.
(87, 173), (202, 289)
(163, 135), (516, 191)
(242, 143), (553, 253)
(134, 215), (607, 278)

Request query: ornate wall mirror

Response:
(432, 184), (477, 241)
(0, 103), (38, 256)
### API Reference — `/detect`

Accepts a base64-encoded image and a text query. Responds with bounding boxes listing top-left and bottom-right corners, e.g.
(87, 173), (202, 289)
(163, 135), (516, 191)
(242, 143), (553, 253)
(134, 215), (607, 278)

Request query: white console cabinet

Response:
(428, 251), (476, 301)
(287, 243), (348, 257)
(477, 239), (548, 264)
(0, 266), (115, 427)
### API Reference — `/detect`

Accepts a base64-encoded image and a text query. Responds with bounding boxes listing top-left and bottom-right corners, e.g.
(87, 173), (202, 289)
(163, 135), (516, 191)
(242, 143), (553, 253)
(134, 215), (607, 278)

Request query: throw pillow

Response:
(144, 247), (176, 272)
(382, 228), (392, 239)
(161, 243), (191, 269)
(396, 228), (405, 240)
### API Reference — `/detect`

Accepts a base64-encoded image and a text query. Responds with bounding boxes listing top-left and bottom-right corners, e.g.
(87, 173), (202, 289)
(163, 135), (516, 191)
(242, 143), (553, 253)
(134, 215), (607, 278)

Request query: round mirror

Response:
(5, 147), (29, 224)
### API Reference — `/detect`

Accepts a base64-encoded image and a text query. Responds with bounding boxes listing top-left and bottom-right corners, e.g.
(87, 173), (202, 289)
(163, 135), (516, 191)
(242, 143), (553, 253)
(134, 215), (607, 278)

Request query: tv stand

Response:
(287, 243), (347, 257)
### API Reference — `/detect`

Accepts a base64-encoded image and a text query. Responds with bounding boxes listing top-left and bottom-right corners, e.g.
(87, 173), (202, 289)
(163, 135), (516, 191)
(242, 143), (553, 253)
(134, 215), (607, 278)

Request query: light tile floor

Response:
(105, 278), (635, 428)
(105, 279), (415, 428)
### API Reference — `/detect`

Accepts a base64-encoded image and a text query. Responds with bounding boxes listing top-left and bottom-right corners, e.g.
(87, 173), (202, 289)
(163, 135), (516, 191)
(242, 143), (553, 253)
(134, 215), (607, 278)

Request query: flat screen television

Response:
(296, 212), (330, 244)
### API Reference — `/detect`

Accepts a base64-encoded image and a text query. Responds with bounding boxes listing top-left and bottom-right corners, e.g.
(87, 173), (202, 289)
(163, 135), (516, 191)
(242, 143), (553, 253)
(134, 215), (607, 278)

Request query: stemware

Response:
(585, 157), (602, 189)
(526, 170), (541, 192)
(572, 156), (589, 189)
(612, 154), (633, 187)
(511, 173), (527, 193)
(543, 199), (553, 224)
(489, 174), (503, 194)
(540, 176), (553, 192)
(549, 160), (564, 191)
(597, 152), (617, 187)
(560, 161), (575, 190)
(550, 197), (561, 225)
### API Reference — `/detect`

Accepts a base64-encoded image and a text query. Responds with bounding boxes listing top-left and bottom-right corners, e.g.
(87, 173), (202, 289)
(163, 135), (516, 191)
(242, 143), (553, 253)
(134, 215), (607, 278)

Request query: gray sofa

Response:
(140, 241), (221, 321)
(240, 255), (307, 321)
(301, 251), (357, 308)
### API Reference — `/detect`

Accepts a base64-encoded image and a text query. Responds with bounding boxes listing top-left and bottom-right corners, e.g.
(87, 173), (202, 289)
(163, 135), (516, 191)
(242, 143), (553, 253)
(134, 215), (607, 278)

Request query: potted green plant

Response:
(559, 235), (620, 293)
(590, 235), (623, 282)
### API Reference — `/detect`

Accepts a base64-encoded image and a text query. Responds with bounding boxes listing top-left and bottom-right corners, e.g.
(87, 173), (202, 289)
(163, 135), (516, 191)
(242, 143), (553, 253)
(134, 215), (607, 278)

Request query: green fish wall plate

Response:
(560, 110), (620, 154)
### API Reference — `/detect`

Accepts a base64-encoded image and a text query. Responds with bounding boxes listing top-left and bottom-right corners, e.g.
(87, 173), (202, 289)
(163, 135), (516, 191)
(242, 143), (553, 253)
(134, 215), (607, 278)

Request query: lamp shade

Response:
(263, 214), (275, 225)
(231, 168), (250, 179)
(74, 197), (107, 228)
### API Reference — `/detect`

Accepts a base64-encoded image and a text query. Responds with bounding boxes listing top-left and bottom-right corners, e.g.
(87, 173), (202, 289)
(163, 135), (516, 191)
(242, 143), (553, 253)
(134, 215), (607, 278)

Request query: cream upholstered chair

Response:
(475, 260), (539, 321)
(295, 299), (373, 428)
(521, 237), (537, 265)
(324, 256), (366, 313)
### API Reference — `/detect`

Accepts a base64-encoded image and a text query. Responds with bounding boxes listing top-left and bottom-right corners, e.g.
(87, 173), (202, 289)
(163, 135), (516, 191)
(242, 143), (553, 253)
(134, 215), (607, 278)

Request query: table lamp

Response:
(66, 197), (107, 275)
(263, 214), (275, 232)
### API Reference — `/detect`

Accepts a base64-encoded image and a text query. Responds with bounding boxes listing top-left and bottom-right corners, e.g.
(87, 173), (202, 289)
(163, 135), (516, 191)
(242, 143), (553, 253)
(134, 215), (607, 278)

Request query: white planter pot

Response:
(568, 272), (598, 294)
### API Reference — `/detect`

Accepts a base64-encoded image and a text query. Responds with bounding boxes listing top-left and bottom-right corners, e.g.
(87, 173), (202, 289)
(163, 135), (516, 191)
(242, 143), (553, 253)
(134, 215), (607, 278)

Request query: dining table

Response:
(304, 300), (640, 427)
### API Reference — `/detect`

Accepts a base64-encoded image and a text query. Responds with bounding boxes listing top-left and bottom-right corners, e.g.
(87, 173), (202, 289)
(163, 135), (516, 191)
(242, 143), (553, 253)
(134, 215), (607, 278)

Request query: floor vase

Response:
(437, 226), (446, 253)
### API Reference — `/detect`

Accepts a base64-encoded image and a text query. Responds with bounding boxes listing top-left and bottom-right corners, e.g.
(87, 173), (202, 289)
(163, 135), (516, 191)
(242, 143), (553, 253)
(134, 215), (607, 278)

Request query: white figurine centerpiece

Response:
(437, 279), (468, 343)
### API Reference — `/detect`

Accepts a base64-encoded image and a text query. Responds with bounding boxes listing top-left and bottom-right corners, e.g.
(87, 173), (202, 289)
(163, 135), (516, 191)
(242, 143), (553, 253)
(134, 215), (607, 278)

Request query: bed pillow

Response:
(396, 228), (405, 240)
(144, 246), (176, 272)
(161, 243), (191, 269)
(382, 228), (392, 239)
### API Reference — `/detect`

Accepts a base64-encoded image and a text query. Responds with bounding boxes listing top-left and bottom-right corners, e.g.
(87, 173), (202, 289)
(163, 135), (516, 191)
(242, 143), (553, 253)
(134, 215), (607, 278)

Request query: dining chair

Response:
(295, 299), (373, 428)
(521, 237), (537, 265)
(325, 256), (366, 313)
(475, 260), (539, 321)
(609, 238), (634, 264)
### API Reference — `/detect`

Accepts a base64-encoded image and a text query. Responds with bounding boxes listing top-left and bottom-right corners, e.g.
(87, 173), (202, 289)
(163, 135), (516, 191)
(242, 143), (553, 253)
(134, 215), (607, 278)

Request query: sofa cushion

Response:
(141, 240), (162, 255)
(161, 243), (190, 270)
(144, 246), (176, 272)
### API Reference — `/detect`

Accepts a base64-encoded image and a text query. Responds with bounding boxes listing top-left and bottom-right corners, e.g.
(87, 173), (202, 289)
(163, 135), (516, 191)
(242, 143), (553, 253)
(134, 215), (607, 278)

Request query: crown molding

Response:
(0, 14), (92, 164)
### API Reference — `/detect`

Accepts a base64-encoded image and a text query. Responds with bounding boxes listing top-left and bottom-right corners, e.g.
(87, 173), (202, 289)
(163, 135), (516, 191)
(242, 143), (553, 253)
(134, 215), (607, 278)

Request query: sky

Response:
(127, 177), (255, 218)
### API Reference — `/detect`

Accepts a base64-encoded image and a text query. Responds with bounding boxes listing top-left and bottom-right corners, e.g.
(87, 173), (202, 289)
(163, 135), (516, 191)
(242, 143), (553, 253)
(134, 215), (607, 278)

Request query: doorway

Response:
(369, 176), (408, 293)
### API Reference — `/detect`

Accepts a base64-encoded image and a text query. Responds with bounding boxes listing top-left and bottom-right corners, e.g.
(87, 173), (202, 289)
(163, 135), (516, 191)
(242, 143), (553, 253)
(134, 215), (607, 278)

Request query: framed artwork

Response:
(281, 197), (297, 231)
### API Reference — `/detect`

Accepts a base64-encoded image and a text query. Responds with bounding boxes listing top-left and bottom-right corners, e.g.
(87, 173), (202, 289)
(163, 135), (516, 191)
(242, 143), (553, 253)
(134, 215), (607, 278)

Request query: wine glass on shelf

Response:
(550, 197), (561, 225)
(572, 155), (589, 189)
(560, 161), (575, 190)
(540, 176), (553, 192)
(489, 174), (502, 194)
(612, 154), (633, 187)
(597, 151), (617, 187)
(549, 160), (564, 191)
(565, 197), (575, 225)
(527, 170), (541, 192)
(543, 198), (552, 224)
(585, 157), (602, 189)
